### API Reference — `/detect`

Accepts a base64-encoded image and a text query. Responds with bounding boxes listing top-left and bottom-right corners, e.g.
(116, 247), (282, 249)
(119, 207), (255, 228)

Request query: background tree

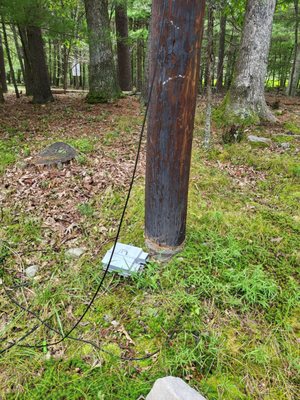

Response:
(223, 0), (277, 123)
(0, 31), (7, 93)
(115, 0), (132, 91)
(84, 0), (120, 103)
(287, 0), (299, 96)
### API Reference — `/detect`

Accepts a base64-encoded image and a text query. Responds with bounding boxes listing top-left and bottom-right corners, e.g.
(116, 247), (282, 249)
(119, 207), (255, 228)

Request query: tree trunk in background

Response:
(136, 30), (143, 92)
(1, 21), (19, 98)
(11, 24), (25, 88)
(224, 0), (276, 123)
(204, 6), (214, 149)
(0, 32), (7, 93)
(145, 0), (206, 253)
(287, 0), (299, 96)
(115, 2), (132, 91)
(287, 45), (300, 96)
(84, 0), (120, 103)
(216, 13), (226, 92)
(18, 26), (34, 96)
(26, 25), (53, 103)
(62, 43), (68, 92)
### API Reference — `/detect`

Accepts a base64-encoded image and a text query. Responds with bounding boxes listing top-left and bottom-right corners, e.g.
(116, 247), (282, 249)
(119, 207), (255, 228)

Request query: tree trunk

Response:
(287, 0), (299, 96)
(224, 0), (276, 123)
(145, 0), (206, 254)
(18, 26), (35, 96)
(287, 44), (300, 96)
(26, 25), (53, 103)
(204, 6), (214, 149)
(115, 2), (132, 91)
(0, 32), (7, 93)
(84, 0), (120, 103)
(11, 24), (26, 88)
(216, 13), (226, 92)
(136, 28), (143, 92)
(2, 20), (19, 98)
(62, 43), (68, 92)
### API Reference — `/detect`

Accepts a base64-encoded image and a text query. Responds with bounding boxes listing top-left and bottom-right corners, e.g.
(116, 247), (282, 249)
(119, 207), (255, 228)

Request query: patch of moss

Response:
(86, 89), (121, 104)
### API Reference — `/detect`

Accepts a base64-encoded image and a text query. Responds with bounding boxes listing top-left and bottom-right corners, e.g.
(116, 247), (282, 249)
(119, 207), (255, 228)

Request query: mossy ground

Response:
(0, 93), (299, 399)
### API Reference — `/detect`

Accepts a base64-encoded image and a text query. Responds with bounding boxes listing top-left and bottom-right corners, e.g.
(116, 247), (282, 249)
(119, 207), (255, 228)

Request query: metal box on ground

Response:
(102, 243), (148, 276)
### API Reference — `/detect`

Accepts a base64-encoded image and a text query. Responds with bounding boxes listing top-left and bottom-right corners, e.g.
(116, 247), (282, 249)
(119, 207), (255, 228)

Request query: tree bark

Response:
(11, 24), (26, 88)
(287, 44), (300, 96)
(2, 20), (19, 98)
(145, 0), (206, 253)
(115, 2), (132, 91)
(84, 0), (120, 103)
(287, 0), (299, 96)
(18, 26), (35, 96)
(224, 0), (276, 123)
(26, 25), (53, 103)
(0, 31), (7, 93)
(136, 26), (143, 92)
(204, 6), (214, 149)
(216, 13), (226, 92)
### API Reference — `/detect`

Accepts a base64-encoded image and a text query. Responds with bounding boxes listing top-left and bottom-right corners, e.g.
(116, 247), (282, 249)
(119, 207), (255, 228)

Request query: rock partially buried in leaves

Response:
(32, 142), (78, 166)
(25, 265), (39, 278)
(247, 135), (272, 146)
(65, 247), (86, 258)
(146, 376), (207, 400)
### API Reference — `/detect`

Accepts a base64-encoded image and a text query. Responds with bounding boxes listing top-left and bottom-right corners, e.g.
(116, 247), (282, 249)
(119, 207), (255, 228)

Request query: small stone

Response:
(146, 377), (207, 400)
(25, 265), (39, 278)
(247, 135), (272, 145)
(65, 247), (86, 258)
(280, 142), (290, 149)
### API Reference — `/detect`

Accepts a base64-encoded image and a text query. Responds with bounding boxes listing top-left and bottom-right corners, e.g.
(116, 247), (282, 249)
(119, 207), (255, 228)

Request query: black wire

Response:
(1, 281), (159, 361)
(0, 4), (166, 357)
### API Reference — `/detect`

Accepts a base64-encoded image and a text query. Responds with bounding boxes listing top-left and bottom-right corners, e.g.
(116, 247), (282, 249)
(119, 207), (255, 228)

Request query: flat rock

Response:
(25, 265), (39, 278)
(247, 135), (272, 145)
(32, 142), (78, 166)
(280, 142), (291, 149)
(65, 247), (86, 258)
(146, 377), (207, 400)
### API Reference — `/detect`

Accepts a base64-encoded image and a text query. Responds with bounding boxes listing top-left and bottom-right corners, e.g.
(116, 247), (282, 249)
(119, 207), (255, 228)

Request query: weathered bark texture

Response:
(18, 26), (35, 96)
(145, 0), (206, 252)
(287, 44), (300, 96)
(2, 21), (19, 98)
(225, 0), (276, 123)
(287, 0), (299, 96)
(115, 2), (132, 91)
(0, 32), (7, 93)
(26, 26), (53, 104)
(84, 0), (120, 102)
(216, 13), (226, 92)
(204, 6), (214, 149)
(11, 25), (25, 88)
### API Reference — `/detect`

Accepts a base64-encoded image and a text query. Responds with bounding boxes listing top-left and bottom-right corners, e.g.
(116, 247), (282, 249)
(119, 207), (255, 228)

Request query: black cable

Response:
(0, 4), (166, 357)
(1, 281), (159, 361)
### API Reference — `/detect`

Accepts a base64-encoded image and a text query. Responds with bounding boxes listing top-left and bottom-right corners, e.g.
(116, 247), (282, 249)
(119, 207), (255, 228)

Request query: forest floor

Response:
(0, 92), (299, 400)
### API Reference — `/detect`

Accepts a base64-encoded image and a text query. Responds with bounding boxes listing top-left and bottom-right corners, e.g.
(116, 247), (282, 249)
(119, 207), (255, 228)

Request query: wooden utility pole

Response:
(145, 0), (206, 256)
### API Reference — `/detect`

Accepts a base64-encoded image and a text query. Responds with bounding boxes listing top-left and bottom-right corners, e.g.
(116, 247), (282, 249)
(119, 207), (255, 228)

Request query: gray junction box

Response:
(102, 243), (148, 276)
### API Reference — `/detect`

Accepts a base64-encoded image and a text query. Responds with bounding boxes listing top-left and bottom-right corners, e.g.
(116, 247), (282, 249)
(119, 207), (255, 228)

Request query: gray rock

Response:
(146, 377), (207, 400)
(247, 135), (272, 145)
(65, 247), (86, 258)
(32, 142), (78, 166)
(25, 265), (39, 278)
(280, 142), (290, 149)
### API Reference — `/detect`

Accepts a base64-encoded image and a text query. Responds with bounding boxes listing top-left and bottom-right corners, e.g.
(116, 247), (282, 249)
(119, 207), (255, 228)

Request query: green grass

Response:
(0, 101), (299, 399)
